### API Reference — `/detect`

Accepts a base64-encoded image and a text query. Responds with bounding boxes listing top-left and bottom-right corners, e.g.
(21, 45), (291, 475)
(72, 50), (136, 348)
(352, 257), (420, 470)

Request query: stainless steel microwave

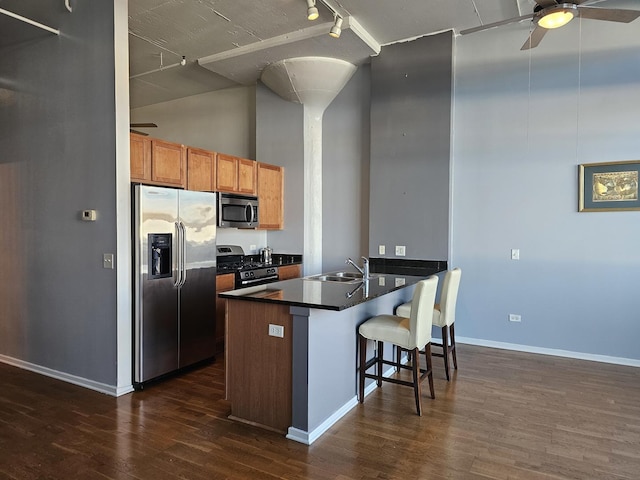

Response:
(218, 193), (259, 228)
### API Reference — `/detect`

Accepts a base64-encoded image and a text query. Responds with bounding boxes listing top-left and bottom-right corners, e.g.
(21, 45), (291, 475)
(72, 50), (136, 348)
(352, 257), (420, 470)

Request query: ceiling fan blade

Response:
(577, 6), (640, 23)
(130, 129), (149, 136)
(535, 0), (560, 7)
(460, 13), (534, 35)
(130, 122), (158, 128)
(520, 26), (548, 50)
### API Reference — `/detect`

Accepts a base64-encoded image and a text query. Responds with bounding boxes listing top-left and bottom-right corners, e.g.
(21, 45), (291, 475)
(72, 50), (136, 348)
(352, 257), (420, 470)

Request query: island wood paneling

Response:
(214, 273), (235, 354)
(225, 299), (292, 433)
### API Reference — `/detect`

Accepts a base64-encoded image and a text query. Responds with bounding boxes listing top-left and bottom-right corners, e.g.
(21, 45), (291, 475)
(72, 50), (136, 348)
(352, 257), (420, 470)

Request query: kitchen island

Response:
(220, 268), (445, 444)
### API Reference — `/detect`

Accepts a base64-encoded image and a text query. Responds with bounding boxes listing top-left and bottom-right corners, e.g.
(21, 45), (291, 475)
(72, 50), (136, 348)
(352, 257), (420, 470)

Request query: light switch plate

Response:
(103, 253), (114, 269)
(378, 245), (386, 255)
(511, 249), (520, 260)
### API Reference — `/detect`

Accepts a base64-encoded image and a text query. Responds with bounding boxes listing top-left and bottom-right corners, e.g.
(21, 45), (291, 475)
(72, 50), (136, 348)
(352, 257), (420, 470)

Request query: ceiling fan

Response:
(130, 122), (157, 136)
(460, 0), (640, 50)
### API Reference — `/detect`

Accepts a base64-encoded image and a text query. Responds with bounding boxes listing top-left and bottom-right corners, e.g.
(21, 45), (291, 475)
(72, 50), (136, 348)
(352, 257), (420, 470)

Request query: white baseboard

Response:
(286, 364), (397, 445)
(286, 340), (640, 446)
(456, 336), (640, 368)
(287, 396), (360, 445)
(0, 354), (133, 396)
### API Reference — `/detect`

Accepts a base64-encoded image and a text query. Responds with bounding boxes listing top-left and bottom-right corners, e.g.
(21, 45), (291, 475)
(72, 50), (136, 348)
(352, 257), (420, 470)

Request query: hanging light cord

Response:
(527, 22), (532, 154)
(575, 17), (582, 166)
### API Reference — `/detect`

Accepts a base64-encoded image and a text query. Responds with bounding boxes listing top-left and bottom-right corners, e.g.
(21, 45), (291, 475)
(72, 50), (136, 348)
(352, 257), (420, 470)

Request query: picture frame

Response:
(579, 161), (640, 212)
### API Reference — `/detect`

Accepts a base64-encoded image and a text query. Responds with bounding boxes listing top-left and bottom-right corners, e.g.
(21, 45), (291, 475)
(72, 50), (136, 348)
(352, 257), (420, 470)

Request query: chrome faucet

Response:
(346, 256), (370, 280)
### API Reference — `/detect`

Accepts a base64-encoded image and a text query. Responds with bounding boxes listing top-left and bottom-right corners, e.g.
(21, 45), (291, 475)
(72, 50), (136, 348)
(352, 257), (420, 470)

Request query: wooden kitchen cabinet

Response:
(238, 158), (257, 194)
(187, 147), (216, 192)
(216, 153), (257, 194)
(151, 139), (186, 187)
(257, 162), (284, 230)
(216, 273), (235, 354)
(277, 264), (300, 281)
(130, 133), (186, 188)
(130, 133), (151, 182)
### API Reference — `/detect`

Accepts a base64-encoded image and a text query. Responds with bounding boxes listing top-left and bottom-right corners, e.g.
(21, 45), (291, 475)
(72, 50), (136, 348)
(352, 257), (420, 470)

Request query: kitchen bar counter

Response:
(219, 273), (428, 310)
(222, 265), (446, 445)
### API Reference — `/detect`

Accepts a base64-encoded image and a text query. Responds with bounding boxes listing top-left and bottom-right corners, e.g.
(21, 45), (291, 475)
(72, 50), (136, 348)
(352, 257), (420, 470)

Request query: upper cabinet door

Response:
(151, 140), (186, 188)
(187, 148), (216, 192)
(216, 153), (239, 193)
(257, 162), (284, 230)
(130, 133), (151, 182)
(237, 158), (257, 195)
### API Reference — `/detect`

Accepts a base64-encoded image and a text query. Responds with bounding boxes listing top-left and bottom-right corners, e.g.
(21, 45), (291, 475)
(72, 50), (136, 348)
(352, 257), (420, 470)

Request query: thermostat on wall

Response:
(81, 209), (97, 221)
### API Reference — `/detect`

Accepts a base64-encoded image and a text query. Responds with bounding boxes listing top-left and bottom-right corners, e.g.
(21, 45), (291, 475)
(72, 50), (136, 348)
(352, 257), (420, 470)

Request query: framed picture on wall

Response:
(579, 161), (640, 212)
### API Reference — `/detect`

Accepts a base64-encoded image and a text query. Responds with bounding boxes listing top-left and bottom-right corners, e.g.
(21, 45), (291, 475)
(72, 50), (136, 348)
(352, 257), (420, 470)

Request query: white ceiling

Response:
(126, 0), (533, 108)
(0, 0), (632, 109)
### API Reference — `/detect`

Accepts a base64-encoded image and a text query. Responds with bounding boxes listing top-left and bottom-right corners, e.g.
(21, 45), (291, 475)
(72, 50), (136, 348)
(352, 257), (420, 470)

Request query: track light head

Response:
(329, 16), (343, 38)
(180, 56), (186, 66)
(306, 0), (319, 20)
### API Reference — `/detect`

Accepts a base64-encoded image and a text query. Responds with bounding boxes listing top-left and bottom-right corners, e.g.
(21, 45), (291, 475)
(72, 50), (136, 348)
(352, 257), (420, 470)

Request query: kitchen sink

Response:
(307, 274), (355, 283)
(305, 272), (377, 283)
(332, 271), (363, 279)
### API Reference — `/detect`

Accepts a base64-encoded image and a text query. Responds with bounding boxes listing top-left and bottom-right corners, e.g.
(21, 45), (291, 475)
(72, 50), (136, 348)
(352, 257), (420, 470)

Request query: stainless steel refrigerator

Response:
(133, 185), (217, 387)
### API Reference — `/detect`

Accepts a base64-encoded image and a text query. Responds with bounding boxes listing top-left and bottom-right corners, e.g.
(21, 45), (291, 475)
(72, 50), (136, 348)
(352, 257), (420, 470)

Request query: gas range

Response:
(217, 245), (279, 287)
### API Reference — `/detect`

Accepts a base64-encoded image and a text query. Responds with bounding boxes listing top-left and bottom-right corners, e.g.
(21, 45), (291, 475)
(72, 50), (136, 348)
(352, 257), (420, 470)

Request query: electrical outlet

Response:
(511, 249), (520, 260)
(268, 324), (284, 338)
(509, 314), (521, 323)
(250, 244), (256, 252)
(395, 277), (406, 287)
(379, 245), (386, 255)
(395, 245), (406, 256)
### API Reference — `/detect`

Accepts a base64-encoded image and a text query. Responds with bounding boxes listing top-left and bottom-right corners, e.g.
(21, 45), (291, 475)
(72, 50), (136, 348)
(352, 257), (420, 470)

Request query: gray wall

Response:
(255, 82), (305, 255)
(322, 66), (371, 272)
(130, 86), (256, 159)
(131, 86), (267, 253)
(453, 15), (640, 360)
(369, 33), (452, 261)
(0, 2), (120, 383)
(256, 69), (371, 270)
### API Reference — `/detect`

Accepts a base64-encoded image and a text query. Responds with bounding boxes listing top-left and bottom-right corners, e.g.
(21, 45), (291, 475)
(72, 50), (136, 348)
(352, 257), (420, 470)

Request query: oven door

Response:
(236, 274), (279, 288)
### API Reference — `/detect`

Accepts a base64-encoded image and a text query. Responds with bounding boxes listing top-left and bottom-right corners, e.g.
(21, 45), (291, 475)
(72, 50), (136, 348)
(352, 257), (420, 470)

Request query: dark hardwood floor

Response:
(1, 345), (640, 479)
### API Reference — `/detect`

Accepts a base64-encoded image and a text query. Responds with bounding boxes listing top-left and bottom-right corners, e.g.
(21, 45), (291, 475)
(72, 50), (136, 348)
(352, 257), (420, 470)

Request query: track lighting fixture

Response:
(329, 16), (343, 38)
(306, 0), (319, 20)
(180, 56), (186, 66)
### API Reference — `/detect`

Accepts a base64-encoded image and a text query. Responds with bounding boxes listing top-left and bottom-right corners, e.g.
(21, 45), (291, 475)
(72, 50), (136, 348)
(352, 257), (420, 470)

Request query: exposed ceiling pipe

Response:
(0, 7), (60, 35)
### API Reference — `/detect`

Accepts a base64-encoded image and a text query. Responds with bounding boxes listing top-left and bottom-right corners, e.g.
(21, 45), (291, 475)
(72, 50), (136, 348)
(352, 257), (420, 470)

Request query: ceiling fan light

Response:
(538, 9), (575, 29)
(307, 0), (319, 20)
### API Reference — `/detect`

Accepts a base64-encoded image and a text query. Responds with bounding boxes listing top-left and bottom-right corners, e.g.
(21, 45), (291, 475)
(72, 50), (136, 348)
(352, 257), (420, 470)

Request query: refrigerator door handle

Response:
(179, 221), (187, 287)
(174, 221), (182, 287)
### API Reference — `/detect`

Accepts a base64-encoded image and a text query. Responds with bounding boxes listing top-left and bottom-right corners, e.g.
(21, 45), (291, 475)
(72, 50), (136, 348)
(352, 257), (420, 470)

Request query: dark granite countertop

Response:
(218, 272), (435, 311)
(216, 254), (302, 276)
